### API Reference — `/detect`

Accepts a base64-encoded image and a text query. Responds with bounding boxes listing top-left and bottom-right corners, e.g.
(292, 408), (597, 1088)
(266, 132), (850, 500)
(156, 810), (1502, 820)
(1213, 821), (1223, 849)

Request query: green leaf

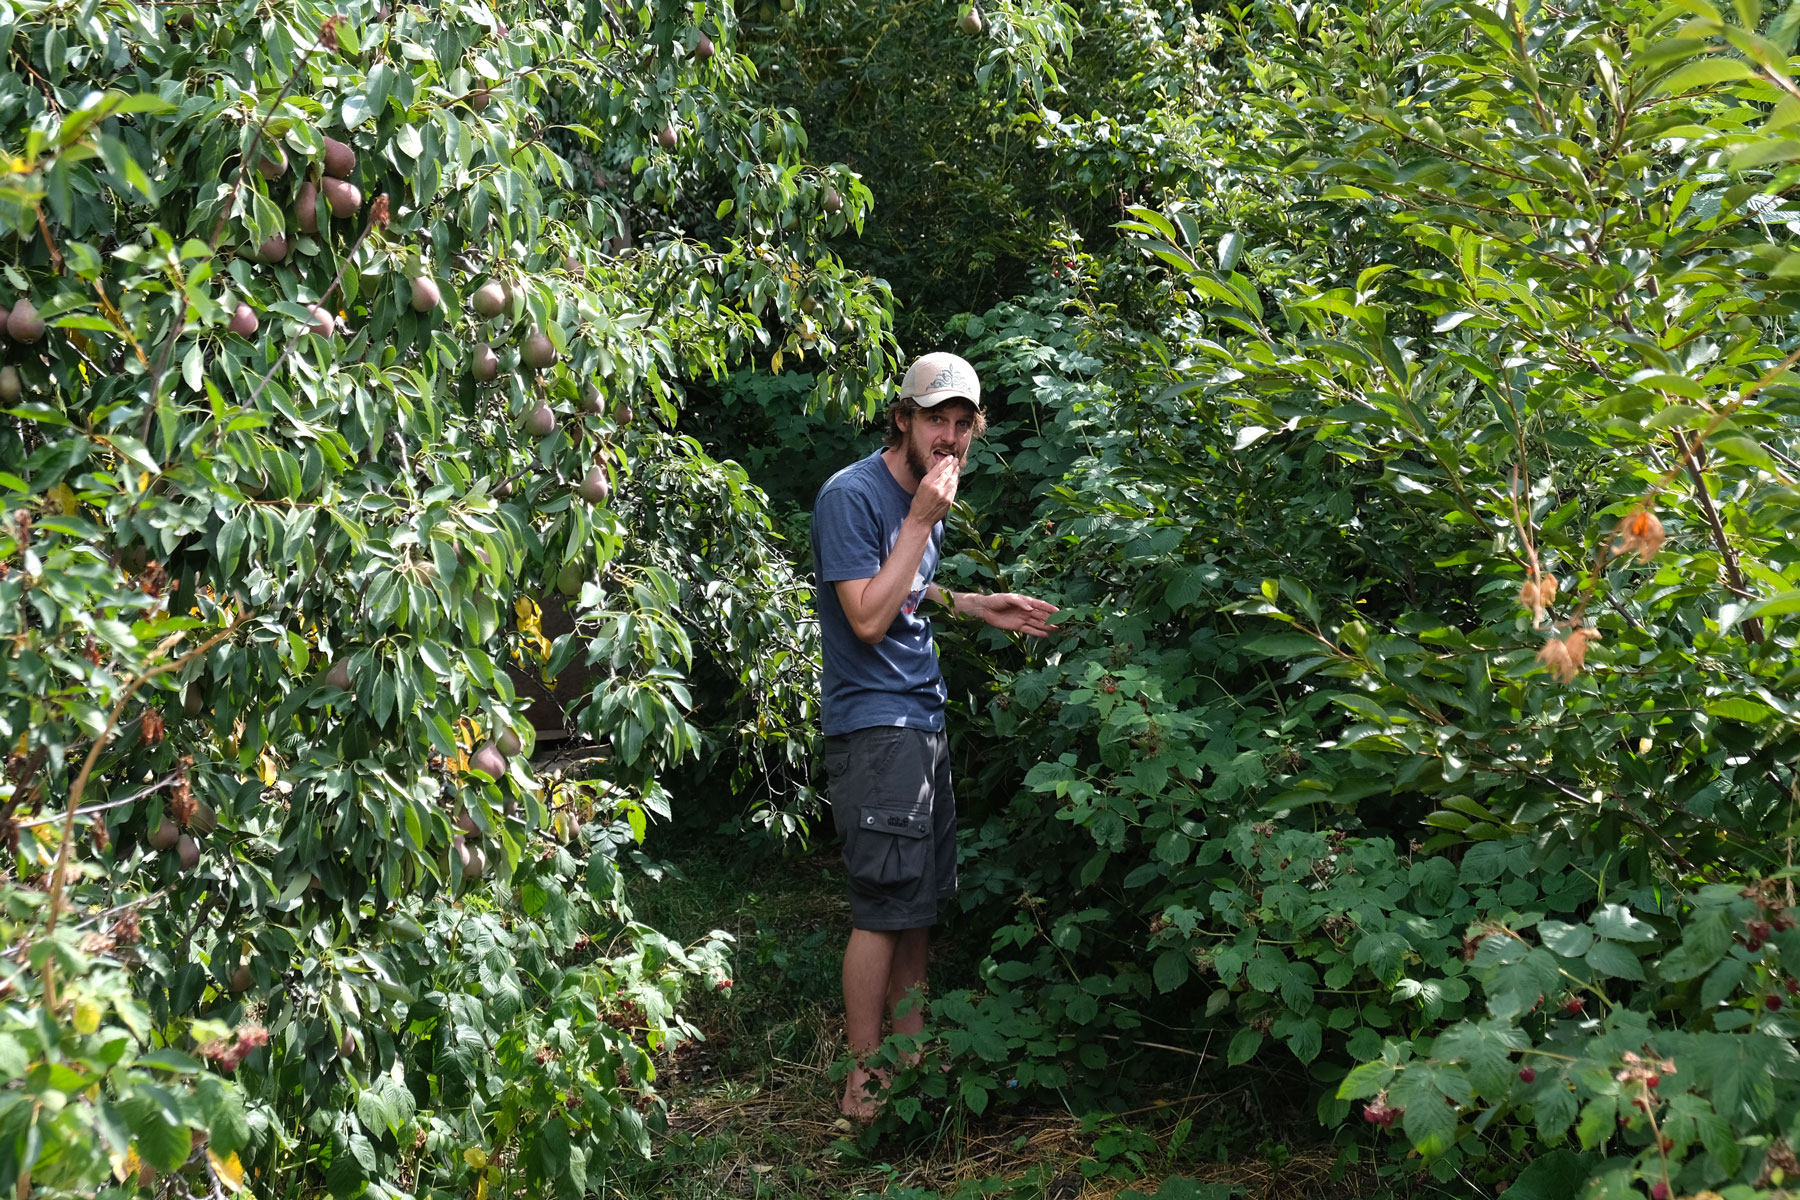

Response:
(1226, 1027), (1263, 1066)
(1590, 904), (1657, 943)
(1153, 948), (1190, 993)
(1538, 920), (1594, 959)
(1658, 908), (1732, 981)
(121, 1096), (191, 1173)
(1583, 939), (1645, 981)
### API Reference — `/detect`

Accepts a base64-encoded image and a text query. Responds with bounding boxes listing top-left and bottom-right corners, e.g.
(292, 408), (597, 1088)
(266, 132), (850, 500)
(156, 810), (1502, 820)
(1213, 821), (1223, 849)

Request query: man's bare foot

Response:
(839, 1064), (889, 1120)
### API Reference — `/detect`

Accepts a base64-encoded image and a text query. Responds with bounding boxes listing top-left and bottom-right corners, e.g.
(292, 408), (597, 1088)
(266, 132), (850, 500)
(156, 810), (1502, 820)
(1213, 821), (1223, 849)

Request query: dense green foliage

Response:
(0, 0), (930, 1194)
(714, 0), (1800, 1196)
(16, 0), (1800, 1197)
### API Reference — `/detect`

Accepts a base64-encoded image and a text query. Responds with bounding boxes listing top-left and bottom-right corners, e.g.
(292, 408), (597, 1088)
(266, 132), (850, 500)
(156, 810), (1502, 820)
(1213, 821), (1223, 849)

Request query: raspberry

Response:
(1518, 1067), (1536, 1083)
(1767, 994), (1783, 1011)
(1651, 1184), (1669, 1200)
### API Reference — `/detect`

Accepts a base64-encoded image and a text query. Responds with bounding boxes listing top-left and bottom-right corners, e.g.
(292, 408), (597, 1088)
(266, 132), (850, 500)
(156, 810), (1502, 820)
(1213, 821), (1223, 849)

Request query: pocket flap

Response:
(858, 805), (930, 839)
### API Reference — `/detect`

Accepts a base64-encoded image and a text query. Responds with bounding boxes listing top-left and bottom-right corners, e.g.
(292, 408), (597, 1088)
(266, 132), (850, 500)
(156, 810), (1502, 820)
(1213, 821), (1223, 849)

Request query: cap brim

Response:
(912, 392), (980, 409)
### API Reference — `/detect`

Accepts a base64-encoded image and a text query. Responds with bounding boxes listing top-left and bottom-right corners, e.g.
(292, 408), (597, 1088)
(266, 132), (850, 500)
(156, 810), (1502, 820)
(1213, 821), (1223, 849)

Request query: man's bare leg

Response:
(842, 927), (899, 1117)
(888, 926), (929, 1066)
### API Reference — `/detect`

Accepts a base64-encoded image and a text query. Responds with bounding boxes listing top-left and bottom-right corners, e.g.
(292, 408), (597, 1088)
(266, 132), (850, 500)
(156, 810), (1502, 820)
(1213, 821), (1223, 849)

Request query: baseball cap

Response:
(899, 352), (981, 409)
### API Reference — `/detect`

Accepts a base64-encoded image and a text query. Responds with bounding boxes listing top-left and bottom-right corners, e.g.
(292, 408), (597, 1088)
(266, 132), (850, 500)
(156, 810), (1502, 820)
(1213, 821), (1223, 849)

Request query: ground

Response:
(610, 839), (1392, 1200)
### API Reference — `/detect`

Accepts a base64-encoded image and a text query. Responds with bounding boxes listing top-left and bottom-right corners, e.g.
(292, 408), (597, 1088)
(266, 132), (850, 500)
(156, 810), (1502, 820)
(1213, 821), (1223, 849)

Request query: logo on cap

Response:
(924, 365), (967, 393)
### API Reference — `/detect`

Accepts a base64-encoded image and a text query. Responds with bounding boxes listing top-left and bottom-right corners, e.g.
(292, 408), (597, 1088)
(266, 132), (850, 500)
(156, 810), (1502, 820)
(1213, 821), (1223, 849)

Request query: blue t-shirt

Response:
(812, 450), (946, 736)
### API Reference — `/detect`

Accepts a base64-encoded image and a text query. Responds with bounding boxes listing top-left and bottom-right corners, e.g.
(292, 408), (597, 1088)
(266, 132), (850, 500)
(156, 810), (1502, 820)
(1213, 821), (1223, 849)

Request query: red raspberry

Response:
(1651, 1184), (1669, 1200)
(1562, 996), (1585, 1015)
(1646, 1074), (1660, 1089)
(1767, 994), (1783, 1011)
(1518, 1067), (1536, 1083)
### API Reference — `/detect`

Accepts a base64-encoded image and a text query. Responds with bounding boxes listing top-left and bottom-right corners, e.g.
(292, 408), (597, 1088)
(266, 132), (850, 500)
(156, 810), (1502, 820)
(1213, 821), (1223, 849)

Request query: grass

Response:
(599, 833), (1399, 1200)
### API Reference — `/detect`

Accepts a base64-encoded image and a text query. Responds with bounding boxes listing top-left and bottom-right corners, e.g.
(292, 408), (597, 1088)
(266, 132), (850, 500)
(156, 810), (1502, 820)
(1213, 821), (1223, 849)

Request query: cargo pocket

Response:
(849, 804), (931, 889)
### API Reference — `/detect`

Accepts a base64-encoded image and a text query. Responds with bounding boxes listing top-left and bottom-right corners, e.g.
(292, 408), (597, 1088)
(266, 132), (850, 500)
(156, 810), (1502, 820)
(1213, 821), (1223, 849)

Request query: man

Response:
(811, 351), (1058, 1118)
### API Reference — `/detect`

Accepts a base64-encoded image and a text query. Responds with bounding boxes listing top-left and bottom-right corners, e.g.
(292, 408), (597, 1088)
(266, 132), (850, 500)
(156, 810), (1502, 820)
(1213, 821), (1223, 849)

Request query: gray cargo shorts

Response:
(824, 726), (957, 931)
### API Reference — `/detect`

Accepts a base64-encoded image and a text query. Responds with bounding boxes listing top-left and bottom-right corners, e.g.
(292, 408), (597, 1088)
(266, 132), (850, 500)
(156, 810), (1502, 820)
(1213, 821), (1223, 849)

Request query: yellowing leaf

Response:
(455, 717), (480, 751)
(464, 1147), (489, 1169)
(72, 997), (103, 1034)
(207, 1149), (245, 1193)
(771, 350), (784, 375)
(256, 751), (278, 786)
(111, 1146), (141, 1182)
(49, 483), (78, 514)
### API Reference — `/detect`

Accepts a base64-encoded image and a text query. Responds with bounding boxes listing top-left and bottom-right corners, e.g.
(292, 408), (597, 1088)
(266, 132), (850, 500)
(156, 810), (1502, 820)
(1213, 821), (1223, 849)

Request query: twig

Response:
(40, 615), (250, 1009)
(15, 770), (186, 829)
(1677, 432), (1763, 643)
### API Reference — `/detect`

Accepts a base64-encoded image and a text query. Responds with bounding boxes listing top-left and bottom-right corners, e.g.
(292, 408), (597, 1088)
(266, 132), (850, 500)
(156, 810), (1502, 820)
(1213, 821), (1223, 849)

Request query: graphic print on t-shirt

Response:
(889, 528), (929, 616)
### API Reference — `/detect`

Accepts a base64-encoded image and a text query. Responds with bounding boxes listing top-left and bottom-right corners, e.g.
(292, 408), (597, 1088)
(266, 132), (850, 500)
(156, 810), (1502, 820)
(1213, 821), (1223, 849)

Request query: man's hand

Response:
(968, 592), (1059, 638)
(907, 455), (960, 527)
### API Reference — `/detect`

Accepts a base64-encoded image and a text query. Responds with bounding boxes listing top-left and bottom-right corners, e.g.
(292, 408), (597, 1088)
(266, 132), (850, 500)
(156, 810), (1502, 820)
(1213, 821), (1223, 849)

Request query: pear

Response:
(469, 86), (492, 111)
(658, 123), (679, 149)
(324, 658), (352, 692)
(6, 299), (44, 343)
(472, 343), (500, 382)
(148, 815), (181, 851)
(0, 366), (19, 402)
(824, 186), (843, 214)
(556, 560), (583, 596)
(464, 843), (487, 879)
(338, 1031), (357, 1059)
(497, 727), (523, 756)
(228, 303), (259, 335)
(307, 305), (335, 338)
(524, 401), (557, 437)
(580, 383), (604, 413)
(472, 280), (508, 318)
(614, 401), (634, 425)
(230, 962), (253, 992)
(295, 180), (320, 233)
(321, 177), (361, 217)
(578, 466), (610, 504)
(454, 807), (479, 834)
(321, 135), (356, 178)
(189, 800), (218, 834)
(410, 276), (441, 313)
(564, 252), (581, 274)
(469, 742), (508, 780)
(960, 8), (982, 33)
(256, 147), (287, 179)
(521, 330), (556, 370)
(177, 834), (200, 871)
(696, 32), (714, 60)
(183, 682), (205, 715)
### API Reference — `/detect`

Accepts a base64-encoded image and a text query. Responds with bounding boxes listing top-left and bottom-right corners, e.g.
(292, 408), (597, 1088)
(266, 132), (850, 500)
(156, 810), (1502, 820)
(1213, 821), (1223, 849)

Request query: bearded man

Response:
(811, 351), (1058, 1118)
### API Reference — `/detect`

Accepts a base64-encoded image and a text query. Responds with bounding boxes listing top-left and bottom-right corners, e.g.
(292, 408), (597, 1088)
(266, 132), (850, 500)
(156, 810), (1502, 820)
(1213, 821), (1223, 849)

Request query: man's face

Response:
(898, 401), (978, 484)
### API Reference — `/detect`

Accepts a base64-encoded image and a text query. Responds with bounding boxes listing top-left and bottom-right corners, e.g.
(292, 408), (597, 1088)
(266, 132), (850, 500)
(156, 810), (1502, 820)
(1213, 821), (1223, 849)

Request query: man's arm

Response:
(930, 585), (1059, 638)
(835, 517), (936, 644)
(834, 456), (961, 644)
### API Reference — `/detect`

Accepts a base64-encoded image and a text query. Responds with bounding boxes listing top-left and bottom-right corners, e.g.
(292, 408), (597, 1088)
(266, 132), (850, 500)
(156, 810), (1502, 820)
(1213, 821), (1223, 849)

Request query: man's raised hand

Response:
(908, 455), (960, 526)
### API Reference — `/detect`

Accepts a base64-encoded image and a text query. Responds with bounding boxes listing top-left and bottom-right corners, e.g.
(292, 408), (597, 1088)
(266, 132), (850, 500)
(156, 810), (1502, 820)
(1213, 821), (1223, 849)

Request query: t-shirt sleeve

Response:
(815, 481), (887, 583)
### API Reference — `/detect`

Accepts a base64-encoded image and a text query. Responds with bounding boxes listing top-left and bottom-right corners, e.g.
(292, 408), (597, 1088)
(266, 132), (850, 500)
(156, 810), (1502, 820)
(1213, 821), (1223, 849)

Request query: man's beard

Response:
(906, 439), (962, 485)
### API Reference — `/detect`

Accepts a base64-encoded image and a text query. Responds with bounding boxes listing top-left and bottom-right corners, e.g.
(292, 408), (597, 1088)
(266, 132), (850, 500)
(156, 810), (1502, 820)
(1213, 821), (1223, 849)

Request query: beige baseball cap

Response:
(899, 352), (981, 409)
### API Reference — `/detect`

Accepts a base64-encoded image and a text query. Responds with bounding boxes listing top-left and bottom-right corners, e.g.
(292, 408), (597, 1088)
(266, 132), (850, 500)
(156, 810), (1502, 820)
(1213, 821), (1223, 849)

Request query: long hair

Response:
(884, 396), (988, 448)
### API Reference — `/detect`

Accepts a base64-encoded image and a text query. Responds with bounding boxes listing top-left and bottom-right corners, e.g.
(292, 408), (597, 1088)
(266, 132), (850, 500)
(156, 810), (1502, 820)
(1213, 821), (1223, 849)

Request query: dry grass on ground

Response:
(614, 846), (1385, 1200)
